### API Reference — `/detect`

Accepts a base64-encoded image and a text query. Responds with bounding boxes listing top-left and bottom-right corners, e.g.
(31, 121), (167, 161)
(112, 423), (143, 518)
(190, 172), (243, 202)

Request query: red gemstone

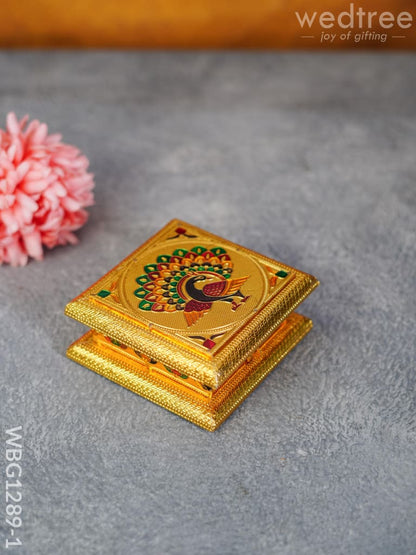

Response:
(203, 339), (216, 350)
(175, 227), (186, 235)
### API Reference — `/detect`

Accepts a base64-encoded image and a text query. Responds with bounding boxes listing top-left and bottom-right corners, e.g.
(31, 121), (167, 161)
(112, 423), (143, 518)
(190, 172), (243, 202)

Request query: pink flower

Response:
(0, 113), (94, 266)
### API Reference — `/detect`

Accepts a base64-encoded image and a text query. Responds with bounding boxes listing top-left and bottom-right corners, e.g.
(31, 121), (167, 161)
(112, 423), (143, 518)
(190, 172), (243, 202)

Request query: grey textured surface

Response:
(1, 52), (415, 555)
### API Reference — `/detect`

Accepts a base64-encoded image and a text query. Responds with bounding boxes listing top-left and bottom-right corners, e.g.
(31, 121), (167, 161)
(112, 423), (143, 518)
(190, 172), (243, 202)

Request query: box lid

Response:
(65, 220), (318, 388)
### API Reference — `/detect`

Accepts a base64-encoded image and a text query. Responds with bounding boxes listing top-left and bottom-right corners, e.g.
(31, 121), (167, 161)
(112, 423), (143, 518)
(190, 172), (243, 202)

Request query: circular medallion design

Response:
(118, 239), (268, 334)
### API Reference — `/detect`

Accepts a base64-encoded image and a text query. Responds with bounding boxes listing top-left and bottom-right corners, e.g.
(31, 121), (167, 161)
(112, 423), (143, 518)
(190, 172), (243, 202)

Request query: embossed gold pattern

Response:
(65, 220), (319, 388)
(67, 313), (312, 431)
(65, 220), (319, 429)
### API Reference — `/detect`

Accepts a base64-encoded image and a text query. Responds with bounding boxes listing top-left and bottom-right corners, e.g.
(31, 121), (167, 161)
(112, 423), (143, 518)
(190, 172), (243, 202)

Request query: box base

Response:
(66, 312), (312, 431)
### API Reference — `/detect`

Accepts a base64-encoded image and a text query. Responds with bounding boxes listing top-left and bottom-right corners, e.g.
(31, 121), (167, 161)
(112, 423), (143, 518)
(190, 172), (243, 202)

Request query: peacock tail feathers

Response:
(134, 246), (233, 313)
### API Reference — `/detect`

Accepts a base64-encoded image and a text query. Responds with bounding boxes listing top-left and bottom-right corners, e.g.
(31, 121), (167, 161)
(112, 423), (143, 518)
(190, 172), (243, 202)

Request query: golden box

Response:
(65, 220), (319, 430)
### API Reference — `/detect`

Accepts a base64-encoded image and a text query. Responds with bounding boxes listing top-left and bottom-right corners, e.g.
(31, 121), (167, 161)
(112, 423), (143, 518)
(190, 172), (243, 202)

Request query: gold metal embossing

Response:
(65, 220), (319, 429)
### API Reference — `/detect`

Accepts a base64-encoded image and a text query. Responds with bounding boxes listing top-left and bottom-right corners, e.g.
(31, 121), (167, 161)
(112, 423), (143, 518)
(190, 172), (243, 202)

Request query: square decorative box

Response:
(65, 220), (319, 430)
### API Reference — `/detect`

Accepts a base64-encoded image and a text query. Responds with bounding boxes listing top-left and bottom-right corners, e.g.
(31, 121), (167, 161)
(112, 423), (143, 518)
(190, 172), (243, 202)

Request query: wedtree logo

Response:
(295, 3), (413, 44)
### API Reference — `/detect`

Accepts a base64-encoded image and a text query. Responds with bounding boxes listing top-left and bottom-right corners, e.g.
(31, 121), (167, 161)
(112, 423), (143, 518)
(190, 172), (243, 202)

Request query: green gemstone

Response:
(97, 290), (111, 298)
(276, 270), (289, 278)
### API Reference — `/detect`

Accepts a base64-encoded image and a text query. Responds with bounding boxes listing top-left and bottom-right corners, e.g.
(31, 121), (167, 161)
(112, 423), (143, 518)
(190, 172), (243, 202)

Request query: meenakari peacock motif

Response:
(134, 246), (250, 326)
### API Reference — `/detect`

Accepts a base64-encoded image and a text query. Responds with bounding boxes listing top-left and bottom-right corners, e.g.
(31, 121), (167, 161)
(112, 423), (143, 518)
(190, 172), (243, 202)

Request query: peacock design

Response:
(134, 246), (250, 326)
